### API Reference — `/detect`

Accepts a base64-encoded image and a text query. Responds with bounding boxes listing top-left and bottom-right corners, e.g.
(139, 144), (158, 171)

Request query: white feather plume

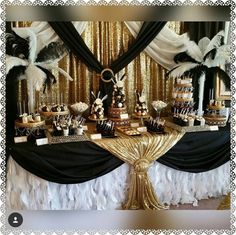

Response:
(41, 65), (73, 81)
(203, 30), (225, 57)
(28, 30), (37, 63)
(213, 44), (231, 66)
(198, 37), (210, 55)
(168, 62), (199, 78)
(6, 55), (28, 74)
(185, 41), (203, 62)
(13, 28), (38, 63)
(25, 64), (47, 91)
(25, 64), (47, 113)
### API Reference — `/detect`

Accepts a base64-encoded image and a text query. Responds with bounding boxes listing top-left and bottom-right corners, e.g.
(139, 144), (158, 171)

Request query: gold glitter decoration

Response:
(92, 127), (184, 210)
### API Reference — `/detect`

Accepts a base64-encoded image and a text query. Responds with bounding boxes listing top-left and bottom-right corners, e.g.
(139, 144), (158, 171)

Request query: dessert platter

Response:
(46, 115), (89, 144)
(144, 117), (166, 134)
(116, 126), (141, 136)
(39, 103), (70, 117)
(96, 120), (117, 137)
(15, 113), (45, 128)
(12, 69), (229, 144)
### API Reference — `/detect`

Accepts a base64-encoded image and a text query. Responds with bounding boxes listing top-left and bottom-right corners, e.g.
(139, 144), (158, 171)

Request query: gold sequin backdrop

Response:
(14, 22), (182, 116)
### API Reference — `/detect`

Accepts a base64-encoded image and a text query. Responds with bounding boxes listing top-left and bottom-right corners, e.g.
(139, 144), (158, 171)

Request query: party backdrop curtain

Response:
(13, 22), (182, 116)
(184, 22), (225, 43)
(124, 22), (188, 70)
(49, 21), (166, 111)
(54, 22), (178, 116)
(48, 22), (166, 74)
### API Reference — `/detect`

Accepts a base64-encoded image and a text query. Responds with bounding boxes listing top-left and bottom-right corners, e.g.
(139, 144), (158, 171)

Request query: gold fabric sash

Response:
(92, 127), (185, 210)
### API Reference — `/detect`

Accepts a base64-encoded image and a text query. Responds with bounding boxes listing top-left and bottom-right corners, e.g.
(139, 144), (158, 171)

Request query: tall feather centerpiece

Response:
(6, 26), (73, 113)
(167, 30), (230, 115)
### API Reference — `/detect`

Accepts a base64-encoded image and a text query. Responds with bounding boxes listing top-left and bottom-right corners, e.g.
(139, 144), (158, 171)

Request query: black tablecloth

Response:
(7, 125), (230, 184)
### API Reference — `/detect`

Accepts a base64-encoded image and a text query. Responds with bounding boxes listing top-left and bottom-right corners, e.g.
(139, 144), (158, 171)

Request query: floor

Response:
(169, 195), (229, 210)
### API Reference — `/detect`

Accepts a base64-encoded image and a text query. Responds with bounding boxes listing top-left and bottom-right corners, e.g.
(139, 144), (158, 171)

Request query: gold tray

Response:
(116, 126), (141, 136)
(15, 120), (45, 128)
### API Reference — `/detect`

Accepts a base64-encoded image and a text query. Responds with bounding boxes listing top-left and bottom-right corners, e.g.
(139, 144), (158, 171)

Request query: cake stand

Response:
(15, 120), (46, 138)
(88, 116), (108, 122)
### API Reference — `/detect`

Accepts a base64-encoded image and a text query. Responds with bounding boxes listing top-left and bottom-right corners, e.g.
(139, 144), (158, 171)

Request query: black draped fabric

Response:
(184, 22), (225, 43)
(48, 22), (103, 73)
(9, 141), (124, 184)
(49, 22), (166, 111)
(6, 66), (26, 145)
(159, 125), (230, 172)
(109, 22), (166, 73)
(8, 126), (230, 184)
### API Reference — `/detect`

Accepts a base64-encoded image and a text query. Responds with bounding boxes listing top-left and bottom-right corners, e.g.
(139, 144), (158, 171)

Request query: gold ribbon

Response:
(92, 127), (185, 210)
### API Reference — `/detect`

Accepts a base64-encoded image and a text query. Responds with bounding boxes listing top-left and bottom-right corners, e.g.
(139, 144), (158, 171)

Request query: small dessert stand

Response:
(15, 120), (46, 138)
(40, 110), (70, 118)
(40, 110), (70, 126)
(132, 113), (150, 126)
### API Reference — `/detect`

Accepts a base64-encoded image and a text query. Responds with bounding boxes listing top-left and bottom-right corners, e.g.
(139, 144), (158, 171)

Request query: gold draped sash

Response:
(92, 127), (185, 210)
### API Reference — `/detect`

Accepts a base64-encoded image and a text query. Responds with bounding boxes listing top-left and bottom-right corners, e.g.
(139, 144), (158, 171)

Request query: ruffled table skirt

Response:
(6, 156), (230, 210)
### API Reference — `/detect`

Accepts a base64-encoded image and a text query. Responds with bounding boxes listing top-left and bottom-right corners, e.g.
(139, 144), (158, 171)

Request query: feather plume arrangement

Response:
(203, 30), (225, 57)
(35, 41), (69, 64)
(168, 30), (230, 91)
(185, 40), (203, 62)
(6, 26), (72, 113)
(6, 32), (29, 59)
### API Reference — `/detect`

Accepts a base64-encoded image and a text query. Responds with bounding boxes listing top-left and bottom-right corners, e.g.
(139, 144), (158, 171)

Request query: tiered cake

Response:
(204, 100), (226, 127)
(108, 74), (130, 126)
(171, 77), (199, 126)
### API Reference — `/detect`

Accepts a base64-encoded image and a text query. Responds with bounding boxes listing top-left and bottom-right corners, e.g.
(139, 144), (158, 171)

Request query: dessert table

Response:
(6, 124), (230, 210)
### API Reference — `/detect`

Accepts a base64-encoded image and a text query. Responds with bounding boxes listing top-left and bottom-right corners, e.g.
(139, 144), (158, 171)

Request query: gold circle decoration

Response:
(100, 68), (114, 83)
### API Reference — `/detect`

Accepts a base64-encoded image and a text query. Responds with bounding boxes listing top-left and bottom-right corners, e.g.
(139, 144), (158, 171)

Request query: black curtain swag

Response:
(184, 22), (225, 43)
(49, 22), (166, 111)
(8, 125), (230, 184)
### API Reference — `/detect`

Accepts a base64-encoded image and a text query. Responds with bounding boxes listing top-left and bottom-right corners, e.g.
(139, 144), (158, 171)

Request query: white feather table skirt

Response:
(6, 156), (230, 210)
